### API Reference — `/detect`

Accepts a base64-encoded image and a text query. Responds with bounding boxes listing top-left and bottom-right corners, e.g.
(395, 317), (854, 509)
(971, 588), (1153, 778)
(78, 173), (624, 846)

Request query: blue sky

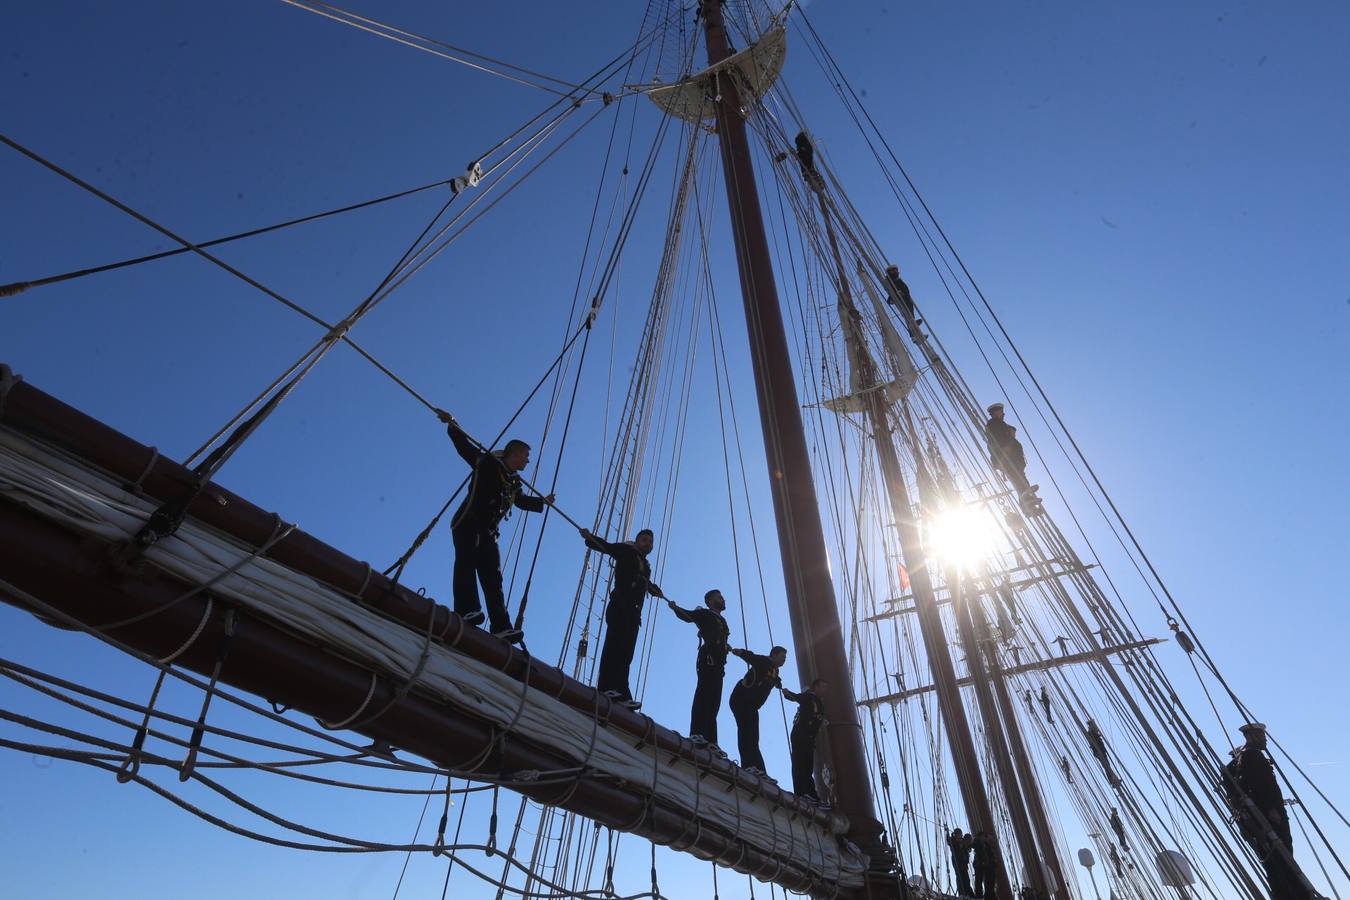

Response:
(2, 1), (1348, 897)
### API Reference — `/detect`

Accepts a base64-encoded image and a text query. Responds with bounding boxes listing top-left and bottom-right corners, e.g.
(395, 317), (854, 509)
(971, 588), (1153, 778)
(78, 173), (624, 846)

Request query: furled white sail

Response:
(819, 263), (919, 413)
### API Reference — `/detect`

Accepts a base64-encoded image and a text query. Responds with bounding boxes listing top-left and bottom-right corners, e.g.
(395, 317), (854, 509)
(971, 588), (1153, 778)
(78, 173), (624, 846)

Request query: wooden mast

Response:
(980, 605), (1073, 898)
(809, 176), (1016, 895)
(950, 570), (1051, 898)
(695, 0), (889, 872)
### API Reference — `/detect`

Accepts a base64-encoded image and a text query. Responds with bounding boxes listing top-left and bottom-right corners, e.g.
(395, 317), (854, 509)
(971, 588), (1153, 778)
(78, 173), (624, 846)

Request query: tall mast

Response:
(980, 603), (1073, 898)
(696, 0), (886, 866)
(805, 169), (1011, 897)
(949, 570), (1051, 898)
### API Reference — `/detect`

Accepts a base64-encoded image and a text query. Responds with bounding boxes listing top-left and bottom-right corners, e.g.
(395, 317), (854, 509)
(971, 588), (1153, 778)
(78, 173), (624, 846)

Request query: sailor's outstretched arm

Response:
(436, 408), (481, 466)
(579, 528), (619, 557)
(666, 599), (694, 622)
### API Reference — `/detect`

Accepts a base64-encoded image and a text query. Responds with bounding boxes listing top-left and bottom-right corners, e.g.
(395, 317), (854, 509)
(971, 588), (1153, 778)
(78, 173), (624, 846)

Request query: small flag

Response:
(897, 562), (911, 592)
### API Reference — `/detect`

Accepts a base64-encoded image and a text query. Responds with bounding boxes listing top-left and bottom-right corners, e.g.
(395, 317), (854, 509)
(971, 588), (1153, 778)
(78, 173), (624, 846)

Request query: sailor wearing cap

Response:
(984, 402), (1042, 515)
(1224, 723), (1315, 899)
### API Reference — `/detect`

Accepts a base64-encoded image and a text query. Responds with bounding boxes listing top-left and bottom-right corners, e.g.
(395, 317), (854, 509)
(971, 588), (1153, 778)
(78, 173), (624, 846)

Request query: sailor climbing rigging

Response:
(668, 589), (731, 749)
(580, 527), (663, 710)
(1110, 806), (1129, 853)
(437, 409), (553, 643)
(1085, 717), (1123, 789)
(794, 130), (824, 191)
(985, 402), (1044, 515)
(884, 264), (924, 340)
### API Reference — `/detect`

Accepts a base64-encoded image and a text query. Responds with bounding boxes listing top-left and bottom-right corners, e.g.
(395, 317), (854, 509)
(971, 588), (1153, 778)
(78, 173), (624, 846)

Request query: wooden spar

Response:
(694, 0), (888, 871)
(866, 561), (1096, 623)
(858, 638), (1166, 707)
(0, 373), (856, 897)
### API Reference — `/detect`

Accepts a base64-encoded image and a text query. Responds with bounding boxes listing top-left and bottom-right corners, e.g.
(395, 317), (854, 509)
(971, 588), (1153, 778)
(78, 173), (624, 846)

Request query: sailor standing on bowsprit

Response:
(782, 677), (829, 804)
(668, 589), (731, 750)
(729, 644), (787, 778)
(437, 409), (553, 643)
(580, 527), (663, 711)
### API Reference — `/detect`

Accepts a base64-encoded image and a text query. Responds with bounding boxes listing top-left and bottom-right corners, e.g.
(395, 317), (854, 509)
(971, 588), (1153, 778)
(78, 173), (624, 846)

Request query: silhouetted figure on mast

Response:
(972, 830), (998, 898)
(782, 677), (829, 803)
(1085, 717), (1123, 788)
(438, 410), (553, 643)
(1110, 806), (1129, 852)
(794, 131), (824, 190)
(884, 264), (924, 339)
(729, 644), (787, 777)
(985, 402), (1044, 515)
(948, 827), (974, 897)
(1223, 723), (1316, 899)
(668, 589), (731, 748)
(580, 527), (664, 710)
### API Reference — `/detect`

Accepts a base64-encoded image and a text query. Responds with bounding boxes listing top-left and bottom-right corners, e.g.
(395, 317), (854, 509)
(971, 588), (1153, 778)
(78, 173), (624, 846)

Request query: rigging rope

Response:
(0, 176), (453, 299)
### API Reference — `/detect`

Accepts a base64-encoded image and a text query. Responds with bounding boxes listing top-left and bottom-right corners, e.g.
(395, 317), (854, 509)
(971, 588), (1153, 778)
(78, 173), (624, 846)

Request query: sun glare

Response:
(925, 505), (1000, 571)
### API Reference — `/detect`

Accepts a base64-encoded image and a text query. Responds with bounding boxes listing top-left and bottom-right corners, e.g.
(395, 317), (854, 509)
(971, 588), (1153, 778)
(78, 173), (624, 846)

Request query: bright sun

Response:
(925, 505), (1000, 571)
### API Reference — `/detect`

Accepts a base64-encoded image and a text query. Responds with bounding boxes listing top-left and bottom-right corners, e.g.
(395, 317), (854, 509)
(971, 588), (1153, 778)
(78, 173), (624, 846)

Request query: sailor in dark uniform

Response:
(947, 827), (974, 897)
(1110, 807), (1129, 852)
(580, 527), (663, 710)
(782, 677), (829, 802)
(794, 131), (824, 190)
(985, 402), (1043, 514)
(438, 410), (553, 642)
(971, 830), (992, 898)
(1223, 723), (1315, 899)
(1085, 717), (1122, 788)
(884, 264), (924, 338)
(728, 644), (788, 777)
(668, 589), (731, 747)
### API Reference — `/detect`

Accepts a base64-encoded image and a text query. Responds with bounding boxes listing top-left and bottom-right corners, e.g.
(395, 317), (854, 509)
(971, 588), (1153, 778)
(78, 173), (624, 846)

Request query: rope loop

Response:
(179, 607), (236, 783)
(354, 561), (373, 601)
(158, 596), (215, 665)
(317, 670), (379, 731)
(486, 784), (500, 856)
(116, 668), (167, 784)
(122, 445), (159, 496)
(333, 598), (439, 732)
(432, 775), (454, 857)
